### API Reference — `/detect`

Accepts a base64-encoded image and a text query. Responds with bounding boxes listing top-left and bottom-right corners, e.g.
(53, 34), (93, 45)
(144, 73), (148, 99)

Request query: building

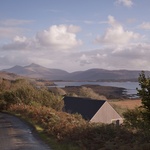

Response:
(63, 96), (123, 124)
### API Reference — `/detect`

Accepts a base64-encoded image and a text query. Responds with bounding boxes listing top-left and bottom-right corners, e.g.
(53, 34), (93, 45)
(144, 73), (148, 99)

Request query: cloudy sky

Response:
(0, 0), (150, 72)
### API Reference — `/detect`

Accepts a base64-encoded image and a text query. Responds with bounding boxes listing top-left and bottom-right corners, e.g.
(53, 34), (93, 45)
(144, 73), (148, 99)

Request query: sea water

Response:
(52, 81), (140, 98)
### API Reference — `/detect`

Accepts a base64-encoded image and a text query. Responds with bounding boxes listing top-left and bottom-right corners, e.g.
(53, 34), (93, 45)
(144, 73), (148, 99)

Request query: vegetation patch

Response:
(0, 75), (150, 149)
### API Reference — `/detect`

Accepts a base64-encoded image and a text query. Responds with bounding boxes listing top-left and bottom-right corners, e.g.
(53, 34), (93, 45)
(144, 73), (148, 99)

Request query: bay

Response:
(53, 81), (140, 98)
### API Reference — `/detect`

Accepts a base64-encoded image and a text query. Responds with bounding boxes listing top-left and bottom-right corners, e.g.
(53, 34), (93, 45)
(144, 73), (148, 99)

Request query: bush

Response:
(0, 78), (11, 92)
(0, 79), (64, 111)
(137, 71), (150, 124)
(123, 107), (144, 130)
(9, 103), (150, 150)
(79, 87), (106, 100)
(9, 104), (86, 141)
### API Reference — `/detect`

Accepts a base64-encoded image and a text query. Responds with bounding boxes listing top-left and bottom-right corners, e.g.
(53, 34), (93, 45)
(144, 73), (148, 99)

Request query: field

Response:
(109, 99), (142, 116)
(110, 99), (141, 109)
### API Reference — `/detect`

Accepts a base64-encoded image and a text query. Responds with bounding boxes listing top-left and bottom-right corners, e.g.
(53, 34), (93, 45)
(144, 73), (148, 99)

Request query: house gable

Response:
(91, 101), (123, 124)
(63, 96), (123, 124)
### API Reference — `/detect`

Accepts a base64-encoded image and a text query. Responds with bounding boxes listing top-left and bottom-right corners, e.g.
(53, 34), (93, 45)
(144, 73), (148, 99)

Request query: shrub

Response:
(0, 78), (11, 92)
(123, 71), (150, 131)
(79, 86), (106, 100)
(8, 103), (150, 149)
(9, 104), (86, 140)
(137, 71), (150, 124)
(0, 79), (64, 111)
(123, 107), (144, 130)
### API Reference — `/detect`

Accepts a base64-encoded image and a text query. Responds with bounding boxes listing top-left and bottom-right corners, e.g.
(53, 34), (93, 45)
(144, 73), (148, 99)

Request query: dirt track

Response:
(0, 112), (51, 150)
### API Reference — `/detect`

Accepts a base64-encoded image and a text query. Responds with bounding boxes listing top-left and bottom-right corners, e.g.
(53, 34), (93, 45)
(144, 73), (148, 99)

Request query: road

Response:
(0, 112), (51, 150)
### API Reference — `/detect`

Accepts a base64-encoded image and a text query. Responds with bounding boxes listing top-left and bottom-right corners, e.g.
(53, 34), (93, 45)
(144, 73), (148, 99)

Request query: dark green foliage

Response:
(123, 107), (144, 129)
(123, 71), (150, 131)
(137, 71), (150, 124)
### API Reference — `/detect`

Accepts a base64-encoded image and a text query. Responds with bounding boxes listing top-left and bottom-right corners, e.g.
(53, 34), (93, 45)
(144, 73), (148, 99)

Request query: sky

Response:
(0, 0), (150, 72)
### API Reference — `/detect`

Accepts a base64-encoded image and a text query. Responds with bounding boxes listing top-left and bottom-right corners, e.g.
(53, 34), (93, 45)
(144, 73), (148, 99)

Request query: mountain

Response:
(2, 63), (150, 81)
(2, 63), (69, 80)
(63, 69), (145, 81)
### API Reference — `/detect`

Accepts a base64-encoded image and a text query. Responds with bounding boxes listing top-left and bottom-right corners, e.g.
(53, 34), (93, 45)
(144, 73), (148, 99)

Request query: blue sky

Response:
(0, 0), (150, 72)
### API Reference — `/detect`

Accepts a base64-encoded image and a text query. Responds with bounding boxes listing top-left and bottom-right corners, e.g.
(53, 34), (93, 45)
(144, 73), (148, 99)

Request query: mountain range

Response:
(1, 63), (150, 81)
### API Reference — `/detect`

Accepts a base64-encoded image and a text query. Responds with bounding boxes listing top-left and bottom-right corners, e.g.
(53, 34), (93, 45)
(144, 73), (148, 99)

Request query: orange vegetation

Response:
(110, 99), (142, 110)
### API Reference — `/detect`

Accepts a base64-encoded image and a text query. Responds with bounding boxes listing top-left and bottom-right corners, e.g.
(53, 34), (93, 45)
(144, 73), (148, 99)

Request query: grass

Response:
(110, 99), (141, 109)
(109, 99), (142, 116)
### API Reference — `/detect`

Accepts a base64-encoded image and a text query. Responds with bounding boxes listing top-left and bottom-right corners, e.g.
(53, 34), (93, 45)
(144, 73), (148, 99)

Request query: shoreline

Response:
(49, 84), (132, 99)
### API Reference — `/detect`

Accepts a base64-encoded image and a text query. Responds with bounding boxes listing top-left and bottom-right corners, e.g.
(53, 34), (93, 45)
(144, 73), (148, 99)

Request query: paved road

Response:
(0, 112), (51, 150)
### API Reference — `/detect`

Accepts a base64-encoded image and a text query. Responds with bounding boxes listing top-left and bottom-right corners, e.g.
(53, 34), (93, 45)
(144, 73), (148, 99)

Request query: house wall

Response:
(90, 102), (123, 124)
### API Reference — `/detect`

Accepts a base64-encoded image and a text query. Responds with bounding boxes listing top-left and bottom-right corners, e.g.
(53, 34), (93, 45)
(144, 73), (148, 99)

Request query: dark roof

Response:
(63, 96), (106, 120)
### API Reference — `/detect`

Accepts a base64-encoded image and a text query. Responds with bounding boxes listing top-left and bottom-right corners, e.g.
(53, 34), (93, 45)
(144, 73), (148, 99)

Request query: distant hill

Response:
(2, 63), (150, 81)
(2, 63), (69, 80)
(0, 71), (22, 80)
(64, 69), (144, 81)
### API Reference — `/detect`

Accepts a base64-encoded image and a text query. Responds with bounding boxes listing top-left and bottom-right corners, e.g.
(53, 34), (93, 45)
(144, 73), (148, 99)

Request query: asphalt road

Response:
(0, 112), (51, 150)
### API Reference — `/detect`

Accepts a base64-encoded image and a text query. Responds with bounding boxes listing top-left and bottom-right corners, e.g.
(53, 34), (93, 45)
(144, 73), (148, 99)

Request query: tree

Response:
(136, 71), (150, 123)
(123, 71), (150, 130)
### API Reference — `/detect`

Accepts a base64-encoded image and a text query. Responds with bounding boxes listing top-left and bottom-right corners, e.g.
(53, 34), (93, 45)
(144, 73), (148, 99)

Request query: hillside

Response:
(3, 63), (69, 80)
(0, 69), (55, 87)
(64, 69), (143, 81)
(0, 71), (22, 80)
(2, 63), (150, 81)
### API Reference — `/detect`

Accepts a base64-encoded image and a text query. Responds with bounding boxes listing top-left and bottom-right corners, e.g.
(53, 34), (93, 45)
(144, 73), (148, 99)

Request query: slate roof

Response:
(63, 96), (106, 120)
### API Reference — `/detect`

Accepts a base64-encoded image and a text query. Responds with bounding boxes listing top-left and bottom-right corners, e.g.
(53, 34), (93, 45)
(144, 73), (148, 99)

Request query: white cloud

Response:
(95, 15), (140, 46)
(127, 18), (137, 24)
(116, 0), (133, 7)
(0, 19), (33, 39)
(2, 36), (35, 50)
(0, 19), (34, 26)
(139, 22), (150, 30)
(36, 24), (82, 50)
(14, 36), (27, 42)
(2, 24), (82, 51)
(67, 25), (81, 33)
(0, 27), (24, 39)
(75, 42), (150, 71)
(79, 54), (92, 66)
(1, 41), (150, 72)
(1, 17), (150, 72)
(83, 20), (95, 24)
